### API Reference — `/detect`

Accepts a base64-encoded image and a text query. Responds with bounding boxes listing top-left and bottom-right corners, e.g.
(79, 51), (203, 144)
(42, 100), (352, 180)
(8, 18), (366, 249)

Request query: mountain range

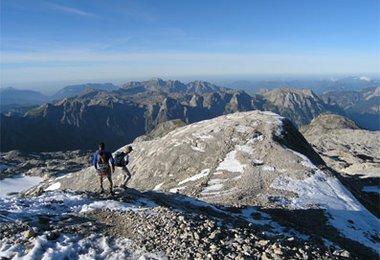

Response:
(0, 79), (342, 152)
(1, 78), (379, 152)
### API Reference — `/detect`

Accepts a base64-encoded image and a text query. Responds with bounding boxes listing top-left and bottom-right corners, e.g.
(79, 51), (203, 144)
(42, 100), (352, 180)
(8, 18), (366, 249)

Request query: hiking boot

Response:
(100, 189), (105, 194)
(110, 190), (114, 196)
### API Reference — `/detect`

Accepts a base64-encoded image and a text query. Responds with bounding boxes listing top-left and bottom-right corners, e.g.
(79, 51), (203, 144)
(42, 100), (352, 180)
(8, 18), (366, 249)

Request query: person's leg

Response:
(107, 171), (113, 193)
(122, 167), (131, 188)
(98, 175), (104, 193)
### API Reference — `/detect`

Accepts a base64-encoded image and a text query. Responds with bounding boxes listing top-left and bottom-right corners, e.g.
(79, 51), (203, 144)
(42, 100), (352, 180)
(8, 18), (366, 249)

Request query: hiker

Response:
(114, 146), (133, 189)
(92, 143), (115, 194)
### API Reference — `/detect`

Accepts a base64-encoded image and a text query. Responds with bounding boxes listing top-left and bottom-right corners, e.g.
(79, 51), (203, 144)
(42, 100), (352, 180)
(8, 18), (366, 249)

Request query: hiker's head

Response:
(124, 146), (133, 153)
(98, 142), (105, 151)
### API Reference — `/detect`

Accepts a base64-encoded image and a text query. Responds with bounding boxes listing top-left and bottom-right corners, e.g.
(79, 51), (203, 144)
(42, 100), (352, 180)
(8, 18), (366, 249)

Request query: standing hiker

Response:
(114, 146), (133, 189)
(92, 143), (115, 194)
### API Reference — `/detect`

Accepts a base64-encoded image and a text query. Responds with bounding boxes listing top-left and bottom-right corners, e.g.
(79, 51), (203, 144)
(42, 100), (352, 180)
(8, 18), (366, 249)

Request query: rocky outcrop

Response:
(301, 114), (380, 179)
(0, 150), (92, 179)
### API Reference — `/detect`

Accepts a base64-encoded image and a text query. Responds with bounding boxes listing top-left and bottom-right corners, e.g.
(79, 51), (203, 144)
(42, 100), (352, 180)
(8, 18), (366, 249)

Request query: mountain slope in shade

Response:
(322, 86), (380, 130)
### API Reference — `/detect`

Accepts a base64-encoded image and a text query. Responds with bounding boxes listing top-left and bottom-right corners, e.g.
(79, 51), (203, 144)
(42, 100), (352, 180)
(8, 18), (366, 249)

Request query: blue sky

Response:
(1, 0), (379, 90)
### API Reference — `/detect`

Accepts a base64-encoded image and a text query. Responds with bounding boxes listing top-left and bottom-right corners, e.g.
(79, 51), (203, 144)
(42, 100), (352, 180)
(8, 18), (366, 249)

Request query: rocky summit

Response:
(26, 110), (379, 259)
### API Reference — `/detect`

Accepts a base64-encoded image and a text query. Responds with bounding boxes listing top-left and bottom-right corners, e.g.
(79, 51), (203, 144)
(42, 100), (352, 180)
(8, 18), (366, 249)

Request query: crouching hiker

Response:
(92, 143), (115, 195)
(114, 146), (133, 189)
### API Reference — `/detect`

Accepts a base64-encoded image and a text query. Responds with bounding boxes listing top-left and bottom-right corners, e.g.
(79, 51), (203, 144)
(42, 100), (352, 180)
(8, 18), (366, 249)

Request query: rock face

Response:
(261, 88), (344, 127)
(301, 114), (380, 178)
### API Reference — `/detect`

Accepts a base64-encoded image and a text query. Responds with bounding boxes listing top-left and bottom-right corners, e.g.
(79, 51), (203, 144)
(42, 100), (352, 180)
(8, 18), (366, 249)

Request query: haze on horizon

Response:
(1, 0), (379, 92)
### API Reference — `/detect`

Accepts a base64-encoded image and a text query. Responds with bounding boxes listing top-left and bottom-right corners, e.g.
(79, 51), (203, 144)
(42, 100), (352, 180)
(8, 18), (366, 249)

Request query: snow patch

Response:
(0, 176), (43, 197)
(262, 165), (275, 171)
(178, 169), (210, 185)
(45, 182), (61, 191)
(217, 151), (245, 173)
(201, 184), (224, 194)
(191, 146), (205, 152)
(0, 233), (166, 260)
(247, 135), (264, 144)
(80, 199), (155, 213)
(169, 186), (187, 193)
(154, 182), (164, 191)
(236, 145), (254, 154)
(271, 171), (380, 252)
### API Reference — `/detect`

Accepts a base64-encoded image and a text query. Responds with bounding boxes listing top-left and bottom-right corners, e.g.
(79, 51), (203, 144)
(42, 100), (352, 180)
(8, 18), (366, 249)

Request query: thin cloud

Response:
(47, 3), (95, 17)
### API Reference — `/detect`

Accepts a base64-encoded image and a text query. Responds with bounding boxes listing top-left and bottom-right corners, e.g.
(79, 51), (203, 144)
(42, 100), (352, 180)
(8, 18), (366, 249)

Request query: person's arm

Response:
(124, 154), (129, 165)
(109, 153), (115, 172)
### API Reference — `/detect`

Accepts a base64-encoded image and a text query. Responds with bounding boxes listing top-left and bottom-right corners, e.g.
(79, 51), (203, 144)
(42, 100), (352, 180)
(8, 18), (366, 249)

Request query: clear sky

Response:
(1, 0), (379, 90)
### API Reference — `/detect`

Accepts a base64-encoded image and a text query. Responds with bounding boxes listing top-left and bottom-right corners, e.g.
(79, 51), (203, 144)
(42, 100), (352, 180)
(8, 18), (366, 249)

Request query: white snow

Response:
(80, 199), (156, 213)
(262, 165), (275, 171)
(201, 184), (224, 194)
(213, 171), (223, 175)
(0, 233), (166, 260)
(252, 159), (264, 165)
(201, 178), (226, 194)
(178, 169), (210, 185)
(236, 145), (254, 154)
(362, 186), (380, 195)
(286, 148), (318, 169)
(216, 150), (245, 173)
(154, 182), (165, 191)
(247, 135), (264, 144)
(45, 182), (61, 191)
(0, 175), (43, 197)
(169, 186), (187, 193)
(208, 178), (225, 185)
(271, 149), (380, 253)
(191, 145), (205, 152)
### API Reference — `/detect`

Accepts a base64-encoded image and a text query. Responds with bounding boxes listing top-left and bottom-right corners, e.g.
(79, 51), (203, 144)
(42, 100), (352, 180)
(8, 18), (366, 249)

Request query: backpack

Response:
(115, 152), (127, 167)
(97, 153), (111, 173)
